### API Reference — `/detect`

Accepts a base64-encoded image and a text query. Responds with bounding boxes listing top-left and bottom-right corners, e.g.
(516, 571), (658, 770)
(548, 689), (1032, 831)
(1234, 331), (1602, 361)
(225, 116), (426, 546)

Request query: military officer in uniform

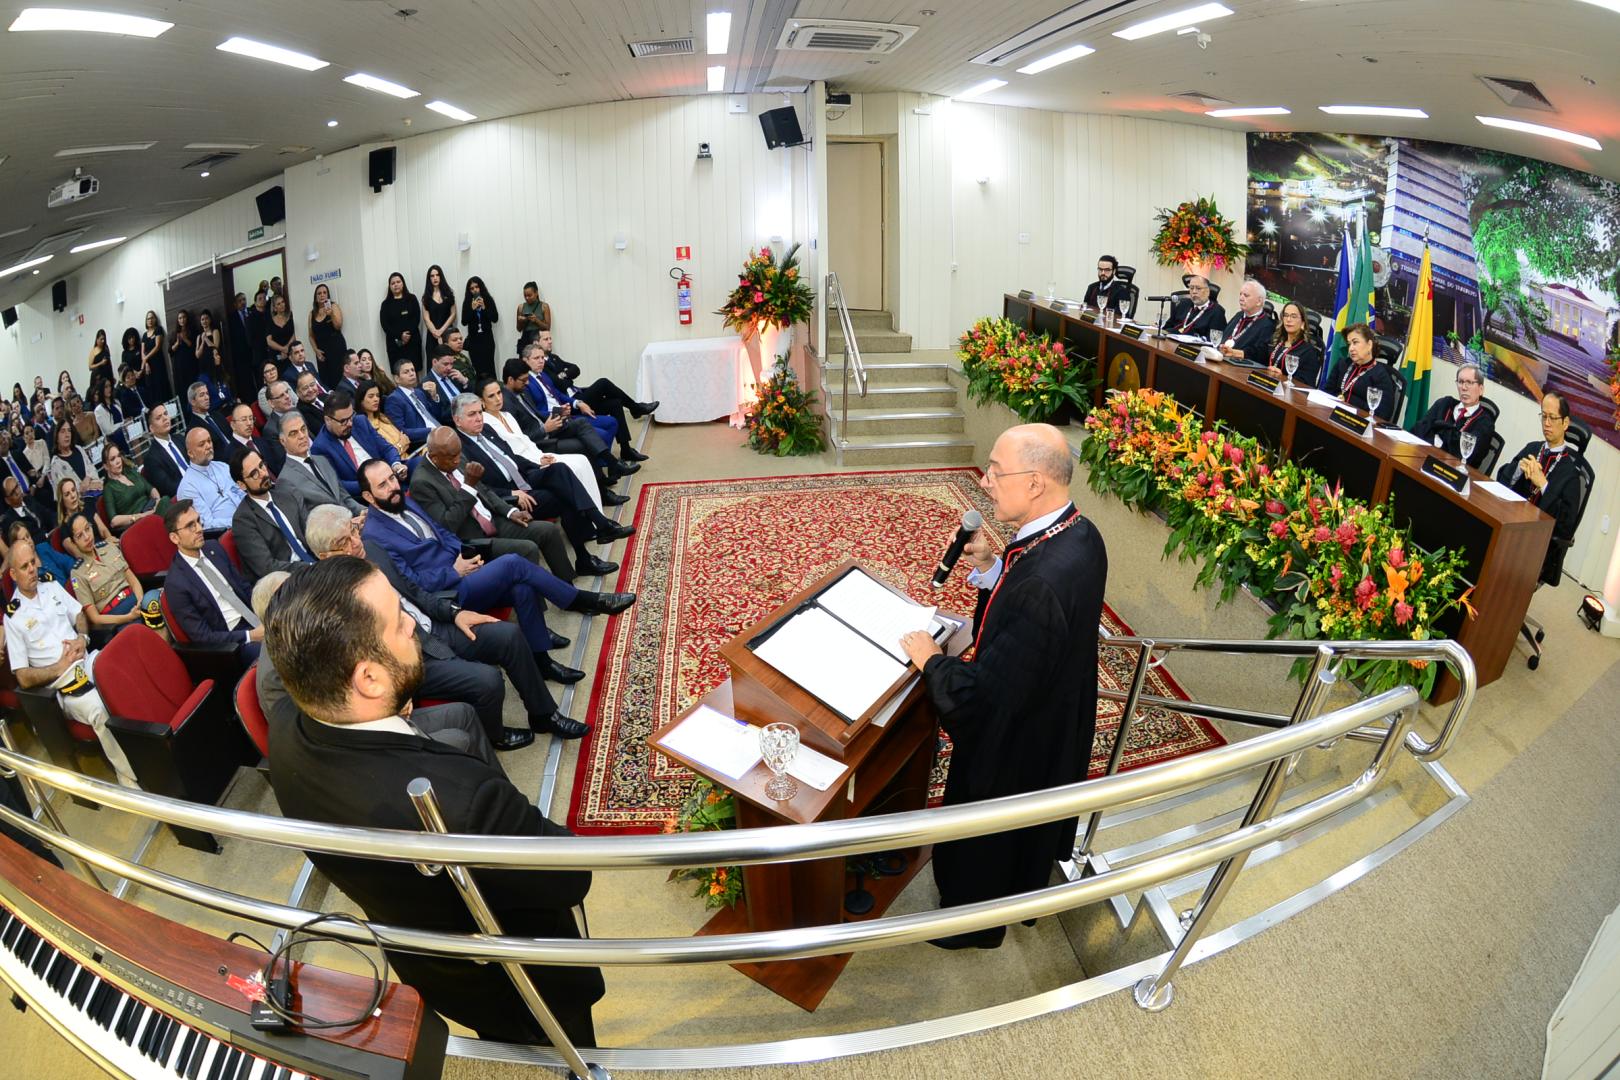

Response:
(4, 537), (140, 787)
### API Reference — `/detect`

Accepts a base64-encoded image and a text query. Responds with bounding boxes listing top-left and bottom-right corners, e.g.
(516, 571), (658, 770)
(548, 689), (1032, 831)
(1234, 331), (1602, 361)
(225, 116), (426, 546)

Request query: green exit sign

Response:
(248, 226), (265, 241)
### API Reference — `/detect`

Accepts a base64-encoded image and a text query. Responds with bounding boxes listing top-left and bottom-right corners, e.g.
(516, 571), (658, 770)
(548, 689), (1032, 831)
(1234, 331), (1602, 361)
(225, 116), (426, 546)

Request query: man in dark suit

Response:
(293, 370), (326, 433)
(184, 381), (233, 460)
(1216, 281), (1277, 367)
(227, 292), (252, 373)
(502, 360), (626, 490)
(1, 476), (54, 540)
(259, 379), (299, 445)
(385, 358), (444, 446)
(1165, 275), (1226, 337)
(1411, 363), (1495, 470)
(283, 340), (325, 398)
(1082, 255), (1127, 314)
(116, 364), (149, 421)
(535, 330), (655, 460)
(263, 557), (602, 1045)
(336, 350), (365, 397)
(162, 499), (262, 666)
(0, 434), (51, 521)
(1497, 390), (1586, 586)
(411, 427), (586, 579)
(225, 400), (284, 476)
(901, 424), (1106, 950)
(358, 460), (630, 679)
(272, 411), (365, 537)
(230, 448), (316, 580)
(311, 390), (407, 497)
(141, 403), (189, 499)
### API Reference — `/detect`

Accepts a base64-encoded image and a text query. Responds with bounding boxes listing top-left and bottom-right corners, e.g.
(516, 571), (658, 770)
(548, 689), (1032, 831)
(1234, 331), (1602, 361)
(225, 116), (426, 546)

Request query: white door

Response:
(827, 142), (883, 310)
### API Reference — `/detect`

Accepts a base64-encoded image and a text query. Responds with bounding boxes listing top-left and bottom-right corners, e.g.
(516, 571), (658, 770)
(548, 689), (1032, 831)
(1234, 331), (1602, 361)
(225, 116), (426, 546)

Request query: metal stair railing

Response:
(824, 271), (867, 463)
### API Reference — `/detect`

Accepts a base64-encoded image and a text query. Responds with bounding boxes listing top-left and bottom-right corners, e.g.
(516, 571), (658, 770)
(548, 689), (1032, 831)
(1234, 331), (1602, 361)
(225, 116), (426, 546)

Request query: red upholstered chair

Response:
(160, 591), (246, 689)
(95, 625), (256, 852)
(96, 493), (112, 533)
(12, 685), (105, 810)
(235, 665), (269, 762)
(48, 526), (66, 554)
(119, 513), (176, 587)
(250, 403), (267, 431)
(218, 529), (244, 574)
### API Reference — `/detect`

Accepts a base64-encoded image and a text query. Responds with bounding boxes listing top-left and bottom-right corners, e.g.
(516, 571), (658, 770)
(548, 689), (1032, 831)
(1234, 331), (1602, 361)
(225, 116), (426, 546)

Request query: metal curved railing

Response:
(0, 635), (1475, 1077)
(825, 271), (867, 460)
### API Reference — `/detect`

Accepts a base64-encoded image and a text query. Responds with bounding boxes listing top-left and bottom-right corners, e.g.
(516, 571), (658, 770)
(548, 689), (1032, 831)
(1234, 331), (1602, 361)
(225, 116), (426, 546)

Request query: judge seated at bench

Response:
(1165, 275), (1226, 337)
(1411, 363), (1495, 470)
(1215, 281), (1277, 367)
(1326, 323), (1399, 422)
(1264, 301), (1324, 387)
(1082, 255), (1127, 314)
(1497, 390), (1585, 586)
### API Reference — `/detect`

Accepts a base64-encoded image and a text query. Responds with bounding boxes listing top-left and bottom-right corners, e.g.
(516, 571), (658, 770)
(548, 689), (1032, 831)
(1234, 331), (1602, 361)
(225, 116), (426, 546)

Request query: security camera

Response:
(1196, 32), (1211, 49)
(697, 142), (712, 160)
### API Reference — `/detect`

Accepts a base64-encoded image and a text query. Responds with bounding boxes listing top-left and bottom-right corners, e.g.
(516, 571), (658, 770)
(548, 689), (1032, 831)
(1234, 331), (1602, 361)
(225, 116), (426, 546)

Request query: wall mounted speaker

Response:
(1, 307), (16, 329)
(255, 185), (285, 226)
(51, 280), (67, 313)
(369, 147), (397, 192)
(759, 106), (805, 149)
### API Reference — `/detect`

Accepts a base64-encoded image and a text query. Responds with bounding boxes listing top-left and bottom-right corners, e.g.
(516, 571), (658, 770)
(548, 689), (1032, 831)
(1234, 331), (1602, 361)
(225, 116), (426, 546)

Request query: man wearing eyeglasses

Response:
(899, 423), (1107, 950)
(1411, 363), (1495, 469)
(1082, 255), (1126, 314)
(1497, 390), (1585, 586)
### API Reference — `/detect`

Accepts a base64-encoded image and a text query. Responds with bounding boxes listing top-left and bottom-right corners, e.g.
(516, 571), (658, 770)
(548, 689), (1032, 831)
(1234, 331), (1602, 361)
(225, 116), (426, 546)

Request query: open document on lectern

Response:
(749, 566), (957, 723)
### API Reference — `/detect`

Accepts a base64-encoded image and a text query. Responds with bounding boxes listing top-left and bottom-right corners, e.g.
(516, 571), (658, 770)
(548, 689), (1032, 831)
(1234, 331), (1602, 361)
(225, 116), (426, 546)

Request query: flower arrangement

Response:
(665, 778), (744, 910)
(719, 243), (816, 334)
(1606, 343), (1620, 429)
(1150, 196), (1249, 272)
(957, 316), (1096, 422)
(1081, 390), (1474, 695)
(743, 356), (825, 456)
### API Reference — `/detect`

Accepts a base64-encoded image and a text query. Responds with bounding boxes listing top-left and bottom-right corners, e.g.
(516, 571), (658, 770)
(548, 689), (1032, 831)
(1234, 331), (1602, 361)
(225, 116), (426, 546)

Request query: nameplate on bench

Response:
(1328, 406), (1371, 436)
(1119, 324), (1144, 339)
(1246, 371), (1281, 394)
(1421, 455), (1469, 493)
(1174, 343), (1202, 360)
(1079, 311), (1099, 324)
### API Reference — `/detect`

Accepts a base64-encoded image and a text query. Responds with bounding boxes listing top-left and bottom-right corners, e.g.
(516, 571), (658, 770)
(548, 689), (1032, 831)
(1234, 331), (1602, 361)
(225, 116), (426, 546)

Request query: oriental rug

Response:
(568, 468), (1224, 834)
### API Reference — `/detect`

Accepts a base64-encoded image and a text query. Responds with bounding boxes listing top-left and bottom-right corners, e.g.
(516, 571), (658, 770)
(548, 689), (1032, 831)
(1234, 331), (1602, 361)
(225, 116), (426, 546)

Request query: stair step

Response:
(825, 360), (952, 386)
(829, 328), (913, 355)
(835, 434), (977, 466)
(834, 384), (959, 409)
(845, 308), (894, 331)
(833, 408), (966, 435)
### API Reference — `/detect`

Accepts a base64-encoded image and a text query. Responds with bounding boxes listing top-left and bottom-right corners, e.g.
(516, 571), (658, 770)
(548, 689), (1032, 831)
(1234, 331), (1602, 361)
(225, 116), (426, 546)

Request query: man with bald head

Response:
(1167, 274), (1226, 337)
(175, 426), (243, 530)
(1216, 279), (1276, 366)
(901, 423), (1107, 950)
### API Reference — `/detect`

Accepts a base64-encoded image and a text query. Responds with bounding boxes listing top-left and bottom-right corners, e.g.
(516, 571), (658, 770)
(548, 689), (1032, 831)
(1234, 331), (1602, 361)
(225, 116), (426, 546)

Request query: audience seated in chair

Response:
(224, 400), (285, 477)
(161, 499), (262, 667)
(311, 389), (407, 497)
(532, 329), (655, 460)
(384, 358), (444, 447)
(273, 411), (364, 533)
(62, 511), (161, 645)
(1411, 363), (1495, 470)
(230, 448), (317, 580)
(176, 427), (243, 532)
(141, 404), (190, 499)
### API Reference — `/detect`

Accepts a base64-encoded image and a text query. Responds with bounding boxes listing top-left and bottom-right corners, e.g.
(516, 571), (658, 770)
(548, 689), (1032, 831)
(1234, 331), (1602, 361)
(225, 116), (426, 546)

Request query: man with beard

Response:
(1082, 255), (1126, 315)
(264, 557), (603, 1045)
(230, 448), (316, 579)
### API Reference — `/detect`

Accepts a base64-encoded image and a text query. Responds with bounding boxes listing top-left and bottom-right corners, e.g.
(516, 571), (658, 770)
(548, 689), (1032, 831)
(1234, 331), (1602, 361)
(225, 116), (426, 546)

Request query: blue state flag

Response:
(1321, 227), (1353, 389)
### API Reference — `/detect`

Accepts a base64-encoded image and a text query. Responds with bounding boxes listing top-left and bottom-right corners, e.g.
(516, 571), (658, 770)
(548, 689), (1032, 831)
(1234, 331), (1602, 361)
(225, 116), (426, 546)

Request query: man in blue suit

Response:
(312, 390), (408, 496)
(184, 381), (233, 460)
(519, 340), (619, 450)
(357, 460), (634, 680)
(162, 499), (262, 667)
(384, 358), (443, 448)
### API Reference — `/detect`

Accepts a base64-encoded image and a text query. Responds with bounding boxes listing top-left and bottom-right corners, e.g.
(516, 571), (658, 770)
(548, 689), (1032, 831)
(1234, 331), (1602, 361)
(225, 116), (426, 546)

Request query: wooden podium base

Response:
(694, 845), (933, 1012)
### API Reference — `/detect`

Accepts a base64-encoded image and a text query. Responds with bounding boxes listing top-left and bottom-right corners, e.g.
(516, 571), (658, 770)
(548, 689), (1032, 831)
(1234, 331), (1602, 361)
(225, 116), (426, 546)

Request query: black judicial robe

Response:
(921, 505), (1107, 908)
(1166, 298), (1226, 337)
(1497, 441), (1584, 586)
(1411, 396), (1495, 470)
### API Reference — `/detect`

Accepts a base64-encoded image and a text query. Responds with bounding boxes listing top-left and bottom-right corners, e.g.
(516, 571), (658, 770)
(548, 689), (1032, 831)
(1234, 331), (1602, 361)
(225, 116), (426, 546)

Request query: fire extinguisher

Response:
(671, 266), (693, 325)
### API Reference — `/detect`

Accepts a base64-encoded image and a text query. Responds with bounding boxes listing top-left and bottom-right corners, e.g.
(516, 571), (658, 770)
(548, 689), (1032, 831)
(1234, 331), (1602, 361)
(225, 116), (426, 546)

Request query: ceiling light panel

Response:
(343, 73), (419, 99)
(1319, 105), (1429, 118)
(216, 36), (328, 71)
(54, 142), (154, 157)
(1015, 42), (1095, 75)
(183, 142), (261, 151)
(0, 254), (53, 276)
(1113, 3), (1234, 41)
(69, 236), (124, 254)
(9, 8), (172, 36)
(707, 65), (725, 92)
(425, 101), (476, 122)
(956, 78), (1008, 101)
(1476, 115), (1601, 150)
(707, 11), (731, 54)
(1207, 106), (1292, 117)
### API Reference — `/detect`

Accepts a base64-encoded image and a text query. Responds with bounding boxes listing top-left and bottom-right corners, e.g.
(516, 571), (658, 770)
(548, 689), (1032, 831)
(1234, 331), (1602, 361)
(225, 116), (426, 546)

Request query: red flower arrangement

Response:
(1150, 196), (1248, 272)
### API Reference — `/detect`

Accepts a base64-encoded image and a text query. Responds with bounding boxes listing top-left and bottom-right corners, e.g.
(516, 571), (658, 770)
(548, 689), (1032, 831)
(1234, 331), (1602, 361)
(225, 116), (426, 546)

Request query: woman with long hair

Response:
(87, 329), (111, 385)
(19, 423), (46, 479)
(47, 423), (101, 496)
(67, 395), (100, 448)
(308, 282), (348, 388)
(256, 360), (282, 417)
(171, 309), (196, 389)
(461, 275), (500, 380)
(6, 520), (75, 586)
(422, 265), (456, 352)
(65, 510), (160, 638)
(355, 347), (395, 396)
(119, 327), (141, 374)
(356, 379), (413, 463)
(194, 309), (230, 407)
(379, 271), (422, 369)
(10, 383), (26, 416)
(1265, 301), (1324, 387)
(55, 479), (113, 558)
(140, 309), (169, 401)
(92, 378), (123, 438)
(265, 294), (296, 366)
(57, 370), (77, 397)
(98, 442), (166, 530)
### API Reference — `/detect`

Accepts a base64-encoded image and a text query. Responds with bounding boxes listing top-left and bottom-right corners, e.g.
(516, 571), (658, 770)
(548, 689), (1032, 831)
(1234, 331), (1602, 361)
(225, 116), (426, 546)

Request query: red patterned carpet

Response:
(569, 468), (1224, 834)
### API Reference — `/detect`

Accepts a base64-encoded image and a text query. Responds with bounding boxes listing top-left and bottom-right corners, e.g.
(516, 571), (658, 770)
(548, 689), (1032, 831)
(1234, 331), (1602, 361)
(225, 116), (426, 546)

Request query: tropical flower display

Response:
(1606, 344), (1620, 429)
(743, 355), (825, 456)
(957, 316), (1096, 422)
(719, 242), (816, 334)
(665, 778), (744, 910)
(1080, 389), (1474, 695)
(1150, 195), (1249, 272)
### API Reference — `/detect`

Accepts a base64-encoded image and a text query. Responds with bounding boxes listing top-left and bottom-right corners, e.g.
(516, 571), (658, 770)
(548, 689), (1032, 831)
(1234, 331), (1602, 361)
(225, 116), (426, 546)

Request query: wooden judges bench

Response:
(1004, 292), (1553, 701)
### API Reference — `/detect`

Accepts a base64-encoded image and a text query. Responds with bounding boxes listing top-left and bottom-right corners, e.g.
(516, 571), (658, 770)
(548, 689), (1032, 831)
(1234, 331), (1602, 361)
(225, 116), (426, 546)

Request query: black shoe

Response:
(570, 590), (635, 616)
(537, 656), (586, 684)
(927, 928), (1005, 951)
(548, 630), (571, 649)
(609, 459), (641, 477)
(595, 521), (635, 544)
(619, 446), (650, 462)
(576, 554), (619, 577)
(601, 490), (630, 507)
(492, 727), (536, 752)
(533, 712), (591, 739)
(629, 400), (659, 419)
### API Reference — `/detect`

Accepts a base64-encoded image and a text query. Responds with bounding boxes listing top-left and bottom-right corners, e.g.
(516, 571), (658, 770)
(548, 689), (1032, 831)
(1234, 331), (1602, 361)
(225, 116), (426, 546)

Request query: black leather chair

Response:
(1478, 431), (1505, 476)
(1522, 453), (1595, 670)
(1566, 418), (1592, 457)
(1180, 273), (1221, 302)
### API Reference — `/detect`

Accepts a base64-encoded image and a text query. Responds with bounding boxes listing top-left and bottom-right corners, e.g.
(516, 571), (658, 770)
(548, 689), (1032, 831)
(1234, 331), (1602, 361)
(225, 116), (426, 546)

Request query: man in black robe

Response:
(901, 423), (1107, 950)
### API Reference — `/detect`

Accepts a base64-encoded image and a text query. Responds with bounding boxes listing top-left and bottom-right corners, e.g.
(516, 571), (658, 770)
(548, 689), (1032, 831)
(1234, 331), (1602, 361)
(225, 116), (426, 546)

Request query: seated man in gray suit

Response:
(273, 411), (363, 535)
(230, 447), (316, 580)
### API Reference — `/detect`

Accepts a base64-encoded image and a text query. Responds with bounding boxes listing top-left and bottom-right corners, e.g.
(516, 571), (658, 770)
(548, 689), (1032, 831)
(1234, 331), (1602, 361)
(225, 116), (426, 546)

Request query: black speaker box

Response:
(51, 280), (67, 313)
(759, 106), (804, 149)
(1, 307), (16, 329)
(369, 147), (397, 192)
(255, 185), (285, 226)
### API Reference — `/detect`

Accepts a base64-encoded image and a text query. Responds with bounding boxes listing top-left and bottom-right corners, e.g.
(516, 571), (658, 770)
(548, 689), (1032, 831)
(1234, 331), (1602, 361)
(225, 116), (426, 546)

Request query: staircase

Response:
(820, 304), (975, 466)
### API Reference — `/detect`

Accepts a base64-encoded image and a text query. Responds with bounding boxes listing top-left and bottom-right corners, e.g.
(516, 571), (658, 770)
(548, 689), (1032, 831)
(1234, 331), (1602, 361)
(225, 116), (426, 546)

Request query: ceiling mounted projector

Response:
(48, 171), (100, 209)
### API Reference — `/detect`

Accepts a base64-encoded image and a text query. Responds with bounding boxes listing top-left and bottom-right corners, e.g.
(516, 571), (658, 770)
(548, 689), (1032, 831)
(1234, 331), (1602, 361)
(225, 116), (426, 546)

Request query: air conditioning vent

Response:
(1171, 90), (1232, 108)
(181, 151), (237, 171)
(970, 0), (1140, 67)
(628, 37), (694, 58)
(777, 19), (918, 54)
(1478, 75), (1555, 112)
(19, 228), (87, 262)
(277, 145), (314, 156)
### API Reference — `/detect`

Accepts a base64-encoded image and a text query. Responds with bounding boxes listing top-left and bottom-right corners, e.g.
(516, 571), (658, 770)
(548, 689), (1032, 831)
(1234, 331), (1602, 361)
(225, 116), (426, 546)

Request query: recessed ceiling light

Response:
(199, 171), (210, 178)
(344, 72), (418, 99)
(955, 78), (1007, 101)
(32, 269), (39, 274)
(707, 11), (731, 55)
(707, 65), (725, 92)
(1319, 104), (1428, 118)
(69, 236), (125, 254)
(326, 119), (339, 127)
(216, 36), (328, 71)
(1015, 42), (1095, 75)
(0, 254), (52, 276)
(1207, 106), (1292, 117)
(0, 225), (31, 241)
(1114, 3), (1234, 41)
(1476, 115), (1602, 151)
(54, 142), (155, 157)
(424, 100), (476, 122)
(9, 8), (172, 36)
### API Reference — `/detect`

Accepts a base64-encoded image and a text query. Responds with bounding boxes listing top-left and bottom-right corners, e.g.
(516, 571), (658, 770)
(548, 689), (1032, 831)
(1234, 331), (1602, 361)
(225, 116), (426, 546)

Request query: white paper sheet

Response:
(1196, 345), (1223, 363)
(659, 705), (763, 780)
(753, 607), (908, 721)
(1305, 389), (1343, 409)
(817, 568), (939, 662)
(786, 743), (848, 792)
(1165, 333), (1207, 344)
(1380, 427), (1431, 446)
(1475, 480), (1528, 503)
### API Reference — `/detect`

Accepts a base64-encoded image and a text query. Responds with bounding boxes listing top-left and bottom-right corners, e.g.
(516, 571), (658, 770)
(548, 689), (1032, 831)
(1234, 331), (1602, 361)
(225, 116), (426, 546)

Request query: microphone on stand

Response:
(931, 510), (984, 589)
(1145, 296), (1173, 338)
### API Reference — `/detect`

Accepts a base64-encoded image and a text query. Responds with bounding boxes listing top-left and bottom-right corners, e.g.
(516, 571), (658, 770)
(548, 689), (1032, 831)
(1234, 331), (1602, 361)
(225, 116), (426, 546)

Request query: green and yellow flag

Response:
(1400, 246), (1434, 429)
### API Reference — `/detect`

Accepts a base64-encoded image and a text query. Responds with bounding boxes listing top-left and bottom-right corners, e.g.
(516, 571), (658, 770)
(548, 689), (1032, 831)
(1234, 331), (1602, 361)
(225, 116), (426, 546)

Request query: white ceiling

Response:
(1, 0), (1617, 309)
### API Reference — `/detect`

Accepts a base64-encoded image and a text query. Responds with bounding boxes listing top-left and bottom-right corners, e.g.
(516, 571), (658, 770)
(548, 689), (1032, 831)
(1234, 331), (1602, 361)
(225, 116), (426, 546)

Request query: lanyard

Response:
(1177, 303), (1209, 332)
(1341, 362), (1374, 400)
(1270, 338), (1302, 365)
(1453, 404), (1482, 432)
(971, 507), (1081, 658)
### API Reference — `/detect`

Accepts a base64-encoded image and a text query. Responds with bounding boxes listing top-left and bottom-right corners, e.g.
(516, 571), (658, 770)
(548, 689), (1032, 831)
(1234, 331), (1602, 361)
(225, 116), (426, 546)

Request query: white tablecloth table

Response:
(637, 335), (754, 425)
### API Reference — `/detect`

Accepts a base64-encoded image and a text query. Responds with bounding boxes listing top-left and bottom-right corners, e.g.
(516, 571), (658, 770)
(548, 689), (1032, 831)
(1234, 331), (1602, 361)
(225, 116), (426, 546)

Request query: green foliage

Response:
(744, 356), (825, 456)
(957, 316), (1097, 422)
(665, 779), (744, 910)
(719, 243), (815, 332)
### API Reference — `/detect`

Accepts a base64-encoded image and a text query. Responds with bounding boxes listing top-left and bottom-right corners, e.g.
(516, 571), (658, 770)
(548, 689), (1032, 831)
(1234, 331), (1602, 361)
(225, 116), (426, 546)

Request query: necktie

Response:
(1455, 404), (1465, 421)
(265, 501), (313, 562)
(450, 472), (496, 536)
(164, 440), (185, 471)
(8, 458), (27, 495)
(411, 391), (438, 427)
(402, 511), (430, 540)
(400, 598), (433, 635)
(477, 435), (528, 491)
(340, 438), (358, 470)
(196, 555), (259, 629)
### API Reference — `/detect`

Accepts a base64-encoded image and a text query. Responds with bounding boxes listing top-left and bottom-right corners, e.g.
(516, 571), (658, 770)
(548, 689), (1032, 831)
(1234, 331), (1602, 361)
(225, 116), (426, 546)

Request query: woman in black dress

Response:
(194, 309), (231, 408)
(87, 329), (112, 387)
(379, 271), (422, 369)
(57, 370), (77, 398)
(118, 327), (141, 376)
(461, 275), (500, 379)
(140, 310), (169, 401)
(421, 265), (456, 355)
(308, 283), (348, 388)
(170, 309), (196, 391)
(10, 384), (25, 417)
(265, 294), (296, 369)
(1326, 322), (1398, 421)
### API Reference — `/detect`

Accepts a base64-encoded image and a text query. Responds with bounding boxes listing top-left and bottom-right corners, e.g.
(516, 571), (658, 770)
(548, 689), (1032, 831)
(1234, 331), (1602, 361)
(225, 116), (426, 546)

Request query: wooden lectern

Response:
(650, 560), (972, 1011)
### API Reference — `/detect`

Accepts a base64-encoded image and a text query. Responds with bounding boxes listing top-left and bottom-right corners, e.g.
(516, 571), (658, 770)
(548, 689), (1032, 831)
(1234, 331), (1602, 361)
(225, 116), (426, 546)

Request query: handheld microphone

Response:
(931, 510), (984, 589)
(1145, 294), (1173, 302)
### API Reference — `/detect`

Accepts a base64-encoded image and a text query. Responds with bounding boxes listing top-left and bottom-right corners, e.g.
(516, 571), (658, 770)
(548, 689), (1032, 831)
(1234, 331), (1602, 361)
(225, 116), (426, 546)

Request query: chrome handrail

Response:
(825, 271), (867, 456)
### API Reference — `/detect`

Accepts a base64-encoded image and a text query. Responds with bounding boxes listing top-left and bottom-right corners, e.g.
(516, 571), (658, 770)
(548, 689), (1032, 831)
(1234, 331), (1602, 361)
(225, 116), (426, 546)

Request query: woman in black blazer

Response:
(1327, 322), (1398, 420)
(379, 271), (423, 369)
(1266, 301), (1324, 387)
